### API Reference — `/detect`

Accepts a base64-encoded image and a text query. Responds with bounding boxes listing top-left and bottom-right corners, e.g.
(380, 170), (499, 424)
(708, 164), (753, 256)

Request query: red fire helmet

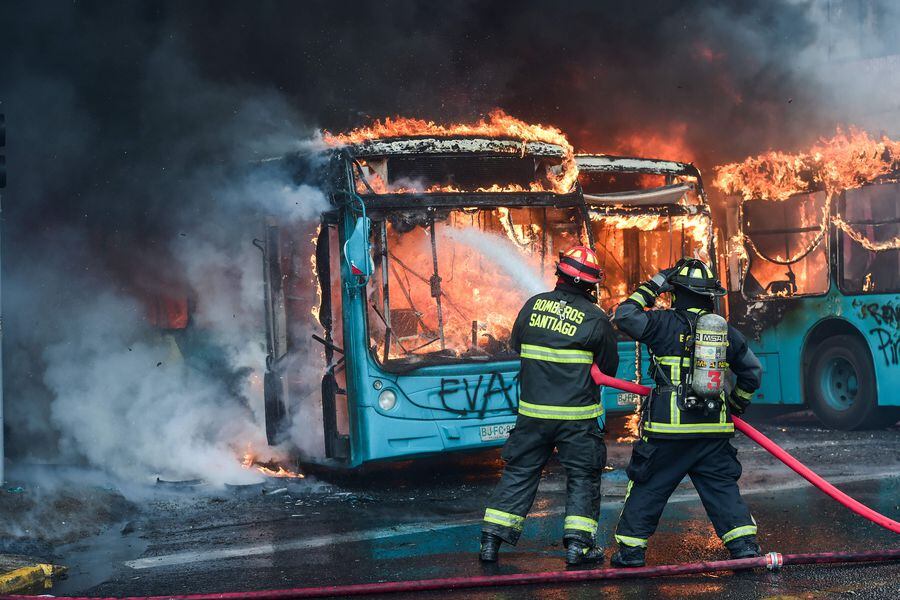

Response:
(557, 246), (604, 284)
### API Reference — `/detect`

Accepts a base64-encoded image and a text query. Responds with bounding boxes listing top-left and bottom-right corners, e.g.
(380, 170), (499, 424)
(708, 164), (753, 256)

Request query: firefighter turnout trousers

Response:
(482, 415), (606, 545)
(615, 437), (756, 549)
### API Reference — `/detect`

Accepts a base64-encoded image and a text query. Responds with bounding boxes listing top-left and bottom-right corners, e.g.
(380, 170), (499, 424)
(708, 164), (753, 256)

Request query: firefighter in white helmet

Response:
(610, 258), (763, 567)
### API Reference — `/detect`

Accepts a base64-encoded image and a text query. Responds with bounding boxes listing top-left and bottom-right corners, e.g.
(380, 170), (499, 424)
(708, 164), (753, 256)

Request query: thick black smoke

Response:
(0, 0), (897, 473)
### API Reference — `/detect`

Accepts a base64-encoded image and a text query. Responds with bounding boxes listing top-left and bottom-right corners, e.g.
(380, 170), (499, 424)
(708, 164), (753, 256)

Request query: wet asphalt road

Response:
(36, 414), (900, 598)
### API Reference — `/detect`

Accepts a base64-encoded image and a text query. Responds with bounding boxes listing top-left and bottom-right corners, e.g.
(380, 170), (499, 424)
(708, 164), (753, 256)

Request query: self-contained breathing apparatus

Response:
(644, 310), (728, 416)
(647, 258), (730, 418)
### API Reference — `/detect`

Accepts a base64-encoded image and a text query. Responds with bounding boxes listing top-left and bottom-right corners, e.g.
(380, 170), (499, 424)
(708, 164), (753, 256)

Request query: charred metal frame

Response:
(576, 153), (716, 263)
(329, 143), (596, 372)
(737, 191), (832, 303)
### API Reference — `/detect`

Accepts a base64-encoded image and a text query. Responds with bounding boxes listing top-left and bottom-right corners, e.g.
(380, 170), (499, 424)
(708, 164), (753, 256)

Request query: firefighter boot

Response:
(726, 535), (762, 559)
(479, 532), (502, 562)
(610, 544), (646, 568)
(565, 540), (605, 566)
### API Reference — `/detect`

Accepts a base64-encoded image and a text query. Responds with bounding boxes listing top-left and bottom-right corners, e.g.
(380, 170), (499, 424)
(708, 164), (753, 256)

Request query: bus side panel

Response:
(752, 352), (785, 404)
(845, 294), (900, 407)
(355, 407), (518, 466)
(746, 293), (900, 408)
(354, 363), (521, 465)
(747, 299), (823, 406)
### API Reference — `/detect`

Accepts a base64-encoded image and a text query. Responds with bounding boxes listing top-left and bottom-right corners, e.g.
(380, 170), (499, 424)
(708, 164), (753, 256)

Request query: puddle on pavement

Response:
(49, 522), (149, 595)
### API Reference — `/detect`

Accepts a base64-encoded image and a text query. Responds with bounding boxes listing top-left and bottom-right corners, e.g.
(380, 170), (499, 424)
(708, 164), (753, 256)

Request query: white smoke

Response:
(443, 226), (549, 296)
(0, 33), (338, 485)
(35, 178), (329, 486)
(43, 291), (266, 486)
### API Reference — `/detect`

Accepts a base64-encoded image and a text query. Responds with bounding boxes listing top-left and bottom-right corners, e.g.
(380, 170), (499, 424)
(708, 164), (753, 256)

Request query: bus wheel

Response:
(808, 335), (881, 430)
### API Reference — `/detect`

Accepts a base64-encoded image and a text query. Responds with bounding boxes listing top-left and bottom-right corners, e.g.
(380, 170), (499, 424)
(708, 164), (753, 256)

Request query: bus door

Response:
(259, 216), (351, 460)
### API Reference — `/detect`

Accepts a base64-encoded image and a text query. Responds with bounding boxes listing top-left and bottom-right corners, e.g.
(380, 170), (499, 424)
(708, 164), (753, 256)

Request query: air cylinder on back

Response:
(691, 313), (729, 399)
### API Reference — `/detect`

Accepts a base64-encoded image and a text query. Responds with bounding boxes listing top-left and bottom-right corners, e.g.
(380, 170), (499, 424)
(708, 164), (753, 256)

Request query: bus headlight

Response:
(378, 389), (397, 411)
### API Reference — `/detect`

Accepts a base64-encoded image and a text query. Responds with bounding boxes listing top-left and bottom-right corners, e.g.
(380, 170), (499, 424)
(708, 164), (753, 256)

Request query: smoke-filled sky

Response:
(1, 0), (898, 480)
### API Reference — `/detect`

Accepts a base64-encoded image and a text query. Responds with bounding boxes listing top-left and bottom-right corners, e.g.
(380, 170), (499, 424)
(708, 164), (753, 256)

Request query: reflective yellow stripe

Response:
(734, 387), (753, 400)
(564, 515), (598, 533)
(656, 356), (685, 426)
(520, 344), (593, 365)
(615, 534), (648, 548)
(484, 508), (525, 531)
(722, 524), (757, 543)
(628, 292), (648, 308)
(518, 400), (604, 420)
(656, 356), (691, 367)
(643, 421), (734, 434)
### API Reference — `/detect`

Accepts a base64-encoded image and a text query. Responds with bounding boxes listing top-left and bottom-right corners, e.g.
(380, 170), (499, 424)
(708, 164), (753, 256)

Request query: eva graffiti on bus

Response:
(438, 372), (519, 417)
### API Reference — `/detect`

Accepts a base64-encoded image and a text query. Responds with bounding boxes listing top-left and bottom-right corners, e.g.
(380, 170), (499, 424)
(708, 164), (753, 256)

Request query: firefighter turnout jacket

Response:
(612, 275), (762, 553)
(481, 281), (619, 548)
(510, 281), (619, 420)
(614, 278), (762, 438)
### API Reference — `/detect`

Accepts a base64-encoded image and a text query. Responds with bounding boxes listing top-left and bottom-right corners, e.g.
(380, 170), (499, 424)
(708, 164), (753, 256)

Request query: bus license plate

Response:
(616, 393), (641, 407)
(480, 423), (514, 442)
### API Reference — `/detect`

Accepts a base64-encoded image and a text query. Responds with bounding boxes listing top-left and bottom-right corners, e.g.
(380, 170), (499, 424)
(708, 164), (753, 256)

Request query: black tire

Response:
(264, 370), (287, 445)
(807, 335), (889, 430)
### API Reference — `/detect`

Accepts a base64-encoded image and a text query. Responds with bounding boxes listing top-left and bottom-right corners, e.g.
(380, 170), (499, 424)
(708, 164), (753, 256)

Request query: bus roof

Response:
(348, 137), (567, 159)
(575, 154), (700, 178)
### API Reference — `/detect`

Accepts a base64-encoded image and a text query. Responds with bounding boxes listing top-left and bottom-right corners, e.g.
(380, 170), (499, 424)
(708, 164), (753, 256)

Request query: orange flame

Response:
(241, 443), (305, 479)
(325, 110), (577, 194)
(371, 213), (553, 361)
(617, 412), (642, 443)
(714, 127), (900, 200)
(717, 128), (900, 300)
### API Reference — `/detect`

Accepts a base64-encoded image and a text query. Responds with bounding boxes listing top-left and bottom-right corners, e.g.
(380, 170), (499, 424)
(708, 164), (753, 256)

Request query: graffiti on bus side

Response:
(438, 372), (518, 417)
(853, 299), (900, 329)
(870, 328), (900, 367)
(852, 299), (900, 367)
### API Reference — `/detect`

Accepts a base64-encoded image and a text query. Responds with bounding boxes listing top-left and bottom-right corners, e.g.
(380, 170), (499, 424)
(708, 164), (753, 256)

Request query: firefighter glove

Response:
(728, 389), (752, 415)
(650, 266), (679, 294)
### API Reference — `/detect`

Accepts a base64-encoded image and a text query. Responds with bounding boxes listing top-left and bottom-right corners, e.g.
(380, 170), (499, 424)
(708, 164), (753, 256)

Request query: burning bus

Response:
(577, 154), (715, 414)
(259, 114), (718, 466)
(717, 130), (900, 430)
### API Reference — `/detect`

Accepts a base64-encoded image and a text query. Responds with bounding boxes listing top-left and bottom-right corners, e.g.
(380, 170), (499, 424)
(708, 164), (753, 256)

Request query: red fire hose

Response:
(7, 549), (897, 600)
(590, 366), (900, 534)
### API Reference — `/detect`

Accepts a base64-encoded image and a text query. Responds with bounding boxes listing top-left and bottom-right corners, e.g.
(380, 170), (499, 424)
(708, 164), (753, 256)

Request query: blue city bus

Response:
(723, 179), (900, 429)
(260, 140), (717, 466)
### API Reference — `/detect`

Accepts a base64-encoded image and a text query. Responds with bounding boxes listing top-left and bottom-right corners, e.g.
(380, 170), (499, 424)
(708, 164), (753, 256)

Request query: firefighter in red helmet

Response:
(480, 246), (619, 565)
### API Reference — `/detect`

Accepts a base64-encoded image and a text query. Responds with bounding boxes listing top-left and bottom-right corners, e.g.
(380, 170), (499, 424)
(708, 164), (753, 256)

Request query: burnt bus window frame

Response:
(357, 194), (592, 374)
(836, 184), (900, 296)
(586, 203), (715, 315)
(739, 192), (832, 302)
